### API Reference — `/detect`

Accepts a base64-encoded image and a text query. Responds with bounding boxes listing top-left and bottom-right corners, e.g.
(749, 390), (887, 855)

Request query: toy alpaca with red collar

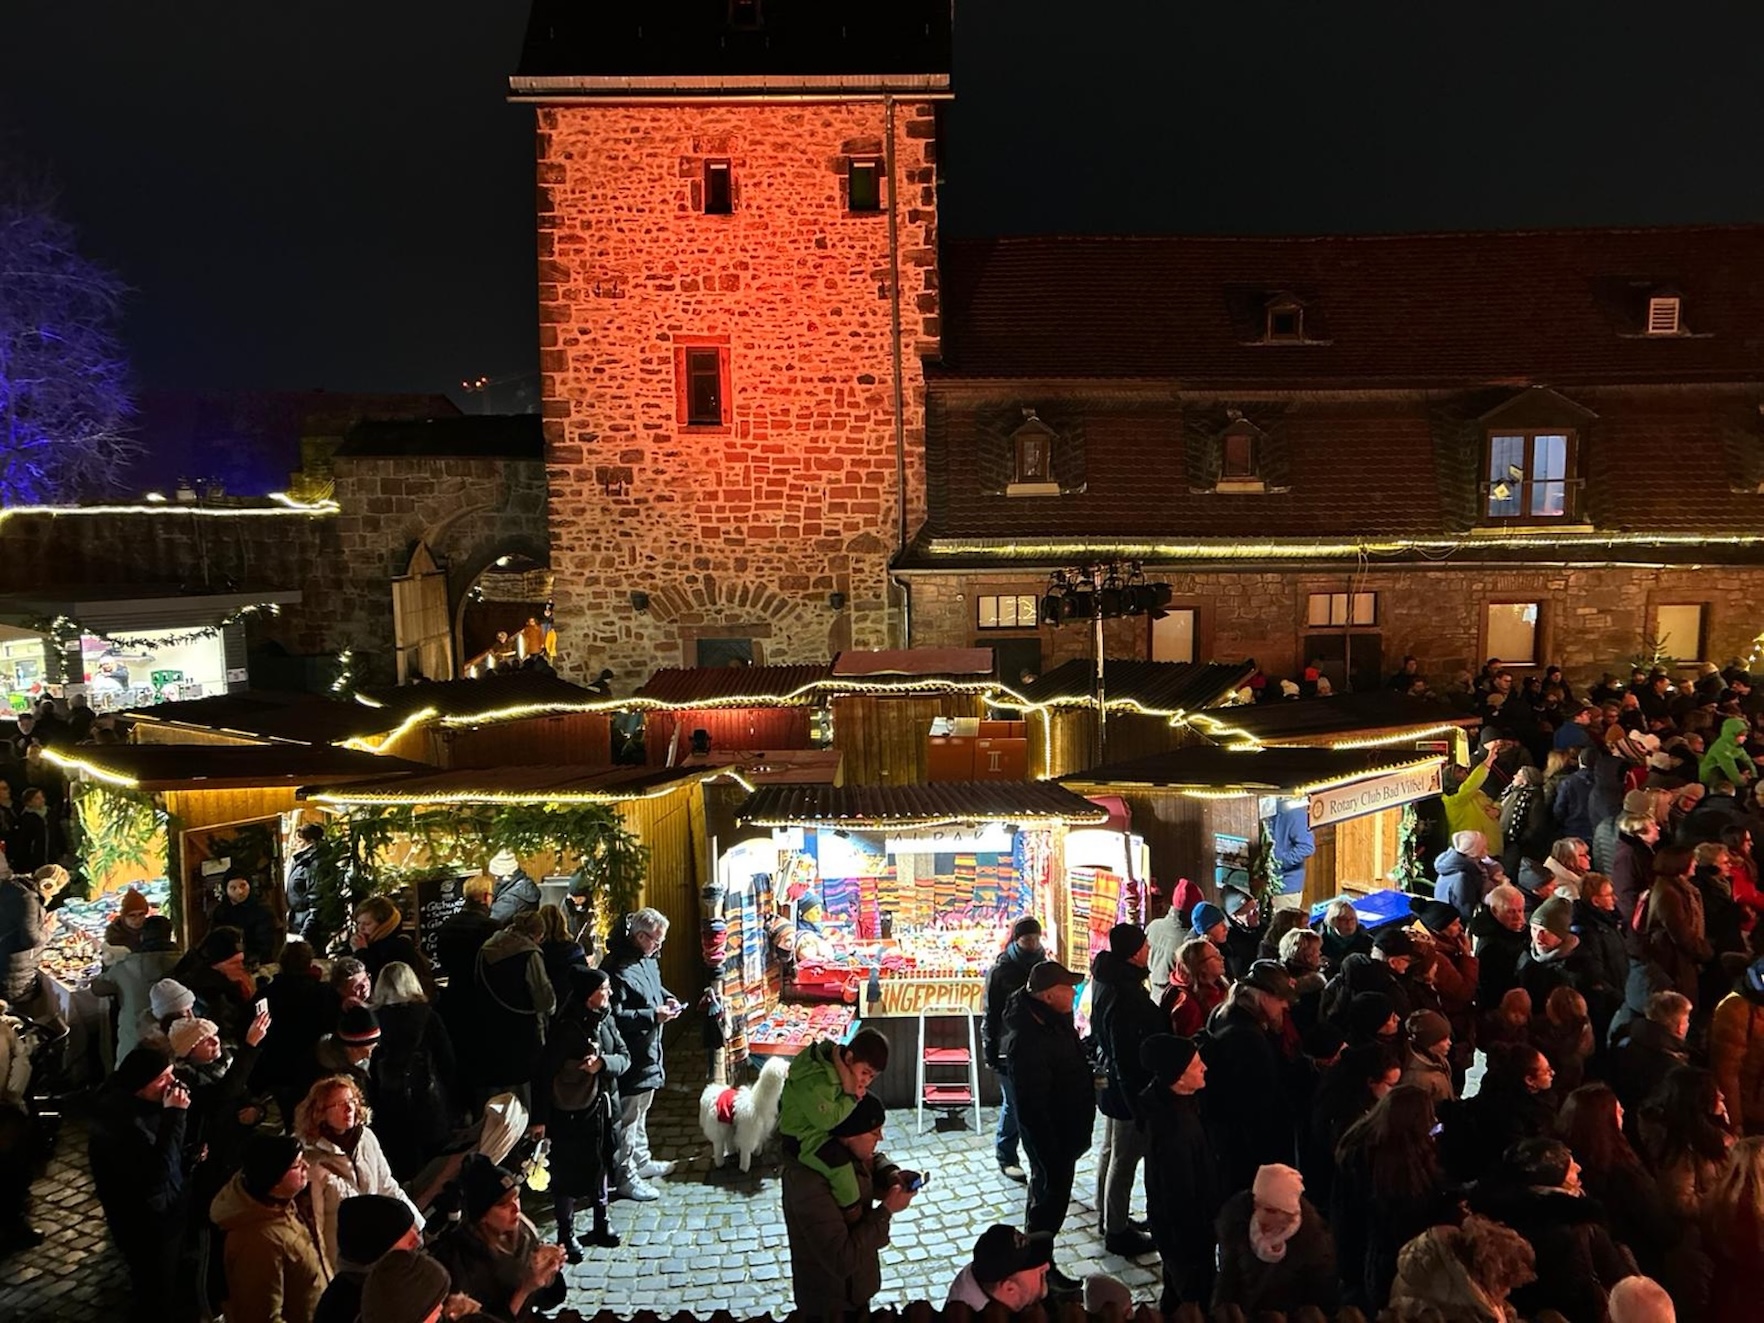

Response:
(699, 1054), (790, 1173)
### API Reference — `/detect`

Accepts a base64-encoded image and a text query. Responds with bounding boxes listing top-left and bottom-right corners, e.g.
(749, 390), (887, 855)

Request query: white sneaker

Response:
(615, 1180), (660, 1202)
(638, 1160), (676, 1178)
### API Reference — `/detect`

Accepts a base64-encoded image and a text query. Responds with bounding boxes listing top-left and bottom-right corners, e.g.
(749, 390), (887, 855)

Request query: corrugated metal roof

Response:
(735, 781), (1112, 827)
(1010, 660), (1255, 715)
(306, 764), (711, 806)
(1062, 746), (1444, 794)
(124, 691), (385, 745)
(832, 649), (995, 678)
(357, 674), (610, 727)
(1188, 694), (1480, 746)
(632, 665), (832, 707)
(46, 744), (430, 793)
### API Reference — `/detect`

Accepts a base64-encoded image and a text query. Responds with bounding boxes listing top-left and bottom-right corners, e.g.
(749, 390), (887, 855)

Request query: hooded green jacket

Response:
(777, 1038), (861, 1207)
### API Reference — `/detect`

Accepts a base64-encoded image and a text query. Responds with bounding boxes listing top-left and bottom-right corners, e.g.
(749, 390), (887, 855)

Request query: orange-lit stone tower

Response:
(512, 1), (951, 685)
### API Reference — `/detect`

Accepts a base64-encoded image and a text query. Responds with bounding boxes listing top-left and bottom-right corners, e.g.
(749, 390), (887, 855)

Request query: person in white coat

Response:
(293, 1073), (422, 1274)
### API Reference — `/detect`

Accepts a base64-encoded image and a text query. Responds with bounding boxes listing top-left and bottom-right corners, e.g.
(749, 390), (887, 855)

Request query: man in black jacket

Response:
(1092, 924), (1161, 1258)
(981, 917), (1042, 1182)
(1202, 961), (1303, 1194)
(283, 823), (326, 942)
(1137, 1034), (1222, 1311)
(1002, 959), (1094, 1291)
(602, 907), (680, 1201)
(88, 1044), (192, 1323)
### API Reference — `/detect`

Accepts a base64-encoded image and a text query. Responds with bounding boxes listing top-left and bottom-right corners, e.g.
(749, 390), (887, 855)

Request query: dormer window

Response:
(1007, 410), (1060, 496)
(1647, 294), (1682, 336)
(1265, 301), (1304, 342)
(1222, 424), (1258, 479)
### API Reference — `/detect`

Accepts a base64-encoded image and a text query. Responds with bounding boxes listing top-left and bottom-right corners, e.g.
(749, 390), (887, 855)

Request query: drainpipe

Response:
(884, 93), (910, 645)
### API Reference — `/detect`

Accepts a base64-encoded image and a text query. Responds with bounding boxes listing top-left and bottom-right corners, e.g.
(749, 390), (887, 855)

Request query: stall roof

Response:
(123, 691), (381, 745)
(1186, 694), (1480, 749)
(1061, 745), (1444, 795)
(1008, 659), (1256, 715)
(831, 648), (994, 678)
(735, 781), (1112, 828)
(304, 763), (713, 806)
(45, 744), (431, 793)
(353, 674), (613, 729)
(632, 665), (832, 707)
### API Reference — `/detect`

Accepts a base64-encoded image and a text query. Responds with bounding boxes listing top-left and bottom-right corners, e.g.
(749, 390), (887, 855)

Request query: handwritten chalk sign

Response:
(414, 873), (470, 966)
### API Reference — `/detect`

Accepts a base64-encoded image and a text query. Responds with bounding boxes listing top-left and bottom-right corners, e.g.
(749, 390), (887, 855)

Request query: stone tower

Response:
(512, 1), (952, 686)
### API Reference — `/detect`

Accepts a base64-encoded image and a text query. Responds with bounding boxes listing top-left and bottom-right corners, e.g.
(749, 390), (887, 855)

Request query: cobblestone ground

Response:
(0, 1039), (1156, 1321)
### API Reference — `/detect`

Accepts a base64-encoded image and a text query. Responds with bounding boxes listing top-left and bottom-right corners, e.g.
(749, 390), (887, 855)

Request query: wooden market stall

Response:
(1005, 659), (1255, 780)
(1183, 692), (1479, 755)
(1061, 745), (1450, 911)
(826, 649), (997, 785)
(711, 780), (1117, 1108)
(631, 664), (831, 764)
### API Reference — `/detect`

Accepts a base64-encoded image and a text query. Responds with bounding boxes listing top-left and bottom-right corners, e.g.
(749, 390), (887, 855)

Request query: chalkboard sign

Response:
(414, 873), (472, 967)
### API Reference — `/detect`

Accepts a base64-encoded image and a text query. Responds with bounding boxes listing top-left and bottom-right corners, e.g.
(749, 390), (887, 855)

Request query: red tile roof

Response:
(938, 227), (1764, 387)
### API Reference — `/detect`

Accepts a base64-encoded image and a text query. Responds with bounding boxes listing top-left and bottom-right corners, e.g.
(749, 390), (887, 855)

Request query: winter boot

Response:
(556, 1212), (583, 1265)
(584, 1202), (621, 1249)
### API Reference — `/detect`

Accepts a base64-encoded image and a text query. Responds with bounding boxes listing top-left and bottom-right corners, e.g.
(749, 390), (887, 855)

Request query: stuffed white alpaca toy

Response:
(699, 1054), (791, 1172)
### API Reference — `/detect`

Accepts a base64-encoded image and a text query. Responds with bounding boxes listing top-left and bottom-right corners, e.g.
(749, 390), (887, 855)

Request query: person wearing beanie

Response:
(1399, 1010), (1456, 1103)
(531, 963), (630, 1262)
(90, 920), (182, 1060)
(1322, 931), (1413, 1034)
(87, 1043), (192, 1321)
(103, 887), (153, 952)
(314, 1003), (381, 1104)
(1218, 886), (1267, 982)
(1346, 992), (1401, 1047)
(1432, 829), (1494, 926)
(209, 1132), (327, 1323)
(1205, 964), (1301, 1196)
(178, 1000), (274, 1220)
(1146, 879), (1201, 1001)
(313, 1194), (423, 1323)
(169, 922), (258, 1046)
(360, 1249), (456, 1323)
(210, 871), (282, 967)
(1190, 901), (1228, 948)
(981, 914), (1044, 1182)
(1001, 958), (1094, 1292)
(430, 1154), (567, 1321)
(293, 1074), (422, 1274)
(1213, 1162), (1338, 1316)
(1136, 1035), (1222, 1309)
(1091, 923), (1160, 1257)
(781, 1089), (916, 1321)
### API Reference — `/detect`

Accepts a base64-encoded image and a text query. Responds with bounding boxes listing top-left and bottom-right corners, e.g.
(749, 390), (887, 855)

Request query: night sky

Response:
(4, 1), (1763, 400)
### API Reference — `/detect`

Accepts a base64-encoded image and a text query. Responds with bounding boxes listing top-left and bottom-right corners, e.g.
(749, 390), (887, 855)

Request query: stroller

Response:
(411, 1092), (541, 1227)
(0, 1008), (61, 1253)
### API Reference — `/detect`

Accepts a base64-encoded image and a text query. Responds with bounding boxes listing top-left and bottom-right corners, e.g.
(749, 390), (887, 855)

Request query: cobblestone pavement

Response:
(0, 1039), (1157, 1321)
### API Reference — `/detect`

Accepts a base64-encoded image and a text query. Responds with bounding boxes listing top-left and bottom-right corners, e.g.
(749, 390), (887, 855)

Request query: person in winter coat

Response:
(312, 1194), (422, 1323)
(1710, 955), (1764, 1134)
(1645, 846), (1712, 1007)
(1332, 1084), (1450, 1312)
(1569, 873), (1629, 1044)
(1270, 801), (1316, 900)
(535, 904), (589, 1012)
(1442, 743), (1504, 853)
(1704, 1136), (1764, 1323)
(1555, 748), (1600, 843)
(600, 908), (675, 1199)
(1692, 844), (1748, 1008)
(1515, 894), (1581, 1005)
(1001, 959), (1093, 1290)
(209, 873), (282, 968)
(531, 966), (630, 1260)
(777, 1028), (891, 1216)
(368, 961), (459, 1180)
(1435, 831), (1496, 925)
(294, 1073), (423, 1274)
(1203, 962), (1303, 1193)
(1136, 1035), (1222, 1311)
(428, 1155), (566, 1323)
(1637, 1065), (1734, 1224)
(172, 924), (259, 1047)
(472, 911), (558, 1112)
(1437, 1043), (1557, 1183)
(257, 941), (334, 1133)
(1089, 925), (1161, 1257)
(435, 876), (502, 985)
(1159, 936), (1227, 1037)
(1500, 767), (1557, 882)
(981, 916), (1043, 1181)
(487, 856), (542, 925)
(1471, 883), (1531, 1005)
(0, 864), (63, 1010)
(1466, 1137), (1637, 1323)
(1703, 715), (1757, 790)
(1212, 1163), (1338, 1317)
(1145, 882), (1198, 1002)
(1557, 1084), (1687, 1299)
(283, 824), (326, 943)
(944, 1224), (1055, 1313)
(172, 1009), (271, 1221)
(779, 1092), (916, 1321)
(102, 886), (152, 953)
(1315, 897), (1372, 973)
(1218, 885), (1267, 982)
(1302, 1043), (1401, 1206)
(91, 914), (181, 1061)
(87, 1045), (193, 1323)
(1613, 812), (1662, 926)
(209, 1133), (329, 1323)
(1384, 1215), (1537, 1323)
(1611, 989), (1691, 1115)
(350, 897), (437, 999)
(1399, 1010), (1456, 1104)
(1322, 928), (1415, 1033)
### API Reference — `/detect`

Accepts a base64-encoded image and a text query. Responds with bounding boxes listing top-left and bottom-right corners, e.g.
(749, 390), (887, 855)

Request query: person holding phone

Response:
(601, 908), (681, 1201)
(780, 1092), (917, 1322)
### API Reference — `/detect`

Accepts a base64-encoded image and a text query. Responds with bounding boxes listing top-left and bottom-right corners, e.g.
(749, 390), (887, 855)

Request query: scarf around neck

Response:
(1249, 1210), (1300, 1264)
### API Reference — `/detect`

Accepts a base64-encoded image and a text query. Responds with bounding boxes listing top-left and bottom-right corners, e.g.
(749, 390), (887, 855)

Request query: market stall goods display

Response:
(40, 877), (173, 985)
(746, 1002), (857, 1056)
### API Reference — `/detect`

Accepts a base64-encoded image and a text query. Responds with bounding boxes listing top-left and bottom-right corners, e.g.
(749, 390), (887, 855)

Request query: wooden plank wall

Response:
(443, 713), (613, 769)
(643, 708), (810, 764)
(1104, 789), (1258, 901)
(132, 725), (265, 748)
(164, 786), (302, 832)
(832, 694), (983, 785)
(619, 783), (705, 997)
(1035, 710), (1200, 779)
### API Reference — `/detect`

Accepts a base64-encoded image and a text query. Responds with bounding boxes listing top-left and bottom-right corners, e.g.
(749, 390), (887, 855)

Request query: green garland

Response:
(27, 602), (282, 652)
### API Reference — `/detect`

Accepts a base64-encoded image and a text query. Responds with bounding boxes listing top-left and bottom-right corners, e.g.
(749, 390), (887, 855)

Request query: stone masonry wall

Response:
(534, 100), (940, 690)
(909, 565), (1764, 688)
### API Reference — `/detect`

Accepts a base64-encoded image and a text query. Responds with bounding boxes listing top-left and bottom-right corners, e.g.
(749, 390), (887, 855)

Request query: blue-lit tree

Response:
(0, 176), (136, 504)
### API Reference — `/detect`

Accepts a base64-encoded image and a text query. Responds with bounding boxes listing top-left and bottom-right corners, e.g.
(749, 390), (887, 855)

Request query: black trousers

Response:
(1018, 1127), (1077, 1238)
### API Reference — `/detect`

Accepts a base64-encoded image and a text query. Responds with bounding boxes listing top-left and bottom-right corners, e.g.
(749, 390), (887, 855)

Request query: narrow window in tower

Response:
(847, 158), (882, 212)
(683, 348), (724, 425)
(704, 160), (733, 215)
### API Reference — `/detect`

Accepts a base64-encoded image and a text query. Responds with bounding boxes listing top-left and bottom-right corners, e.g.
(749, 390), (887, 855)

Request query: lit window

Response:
(977, 595), (1040, 630)
(675, 345), (730, 427)
(1222, 424), (1258, 480)
(704, 160), (733, 215)
(847, 158), (882, 213)
(1656, 604), (1706, 661)
(1009, 411), (1058, 489)
(1151, 609), (1197, 663)
(1306, 593), (1377, 628)
(1485, 430), (1578, 522)
(1487, 602), (1541, 666)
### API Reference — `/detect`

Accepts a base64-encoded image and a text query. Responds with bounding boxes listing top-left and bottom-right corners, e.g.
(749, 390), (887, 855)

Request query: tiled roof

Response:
(46, 743), (429, 793)
(305, 764), (707, 806)
(735, 781), (1112, 828)
(633, 665), (831, 707)
(124, 692), (383, 745)
(1188, 695), (1480, 747)
(514, 0), (952, 90)
(832, 649), (995, 678)
(1061, 746), (1445, 793)
(938, 228), (1764, 387)
(1010, 660), (1254, 715)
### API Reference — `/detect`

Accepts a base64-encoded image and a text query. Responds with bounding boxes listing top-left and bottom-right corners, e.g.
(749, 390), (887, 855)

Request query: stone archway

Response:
(450, 533), (552, 674)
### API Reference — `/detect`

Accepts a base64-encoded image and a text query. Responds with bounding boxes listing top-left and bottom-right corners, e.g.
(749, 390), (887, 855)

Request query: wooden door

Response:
(393, 542), (454, 683)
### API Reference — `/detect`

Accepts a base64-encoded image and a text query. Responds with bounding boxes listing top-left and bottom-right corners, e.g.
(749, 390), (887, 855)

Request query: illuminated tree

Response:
(0, 174), (136, 503)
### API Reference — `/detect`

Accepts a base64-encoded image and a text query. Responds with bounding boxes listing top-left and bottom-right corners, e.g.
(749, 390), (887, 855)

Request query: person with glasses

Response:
(602, 908), (682, 1201)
